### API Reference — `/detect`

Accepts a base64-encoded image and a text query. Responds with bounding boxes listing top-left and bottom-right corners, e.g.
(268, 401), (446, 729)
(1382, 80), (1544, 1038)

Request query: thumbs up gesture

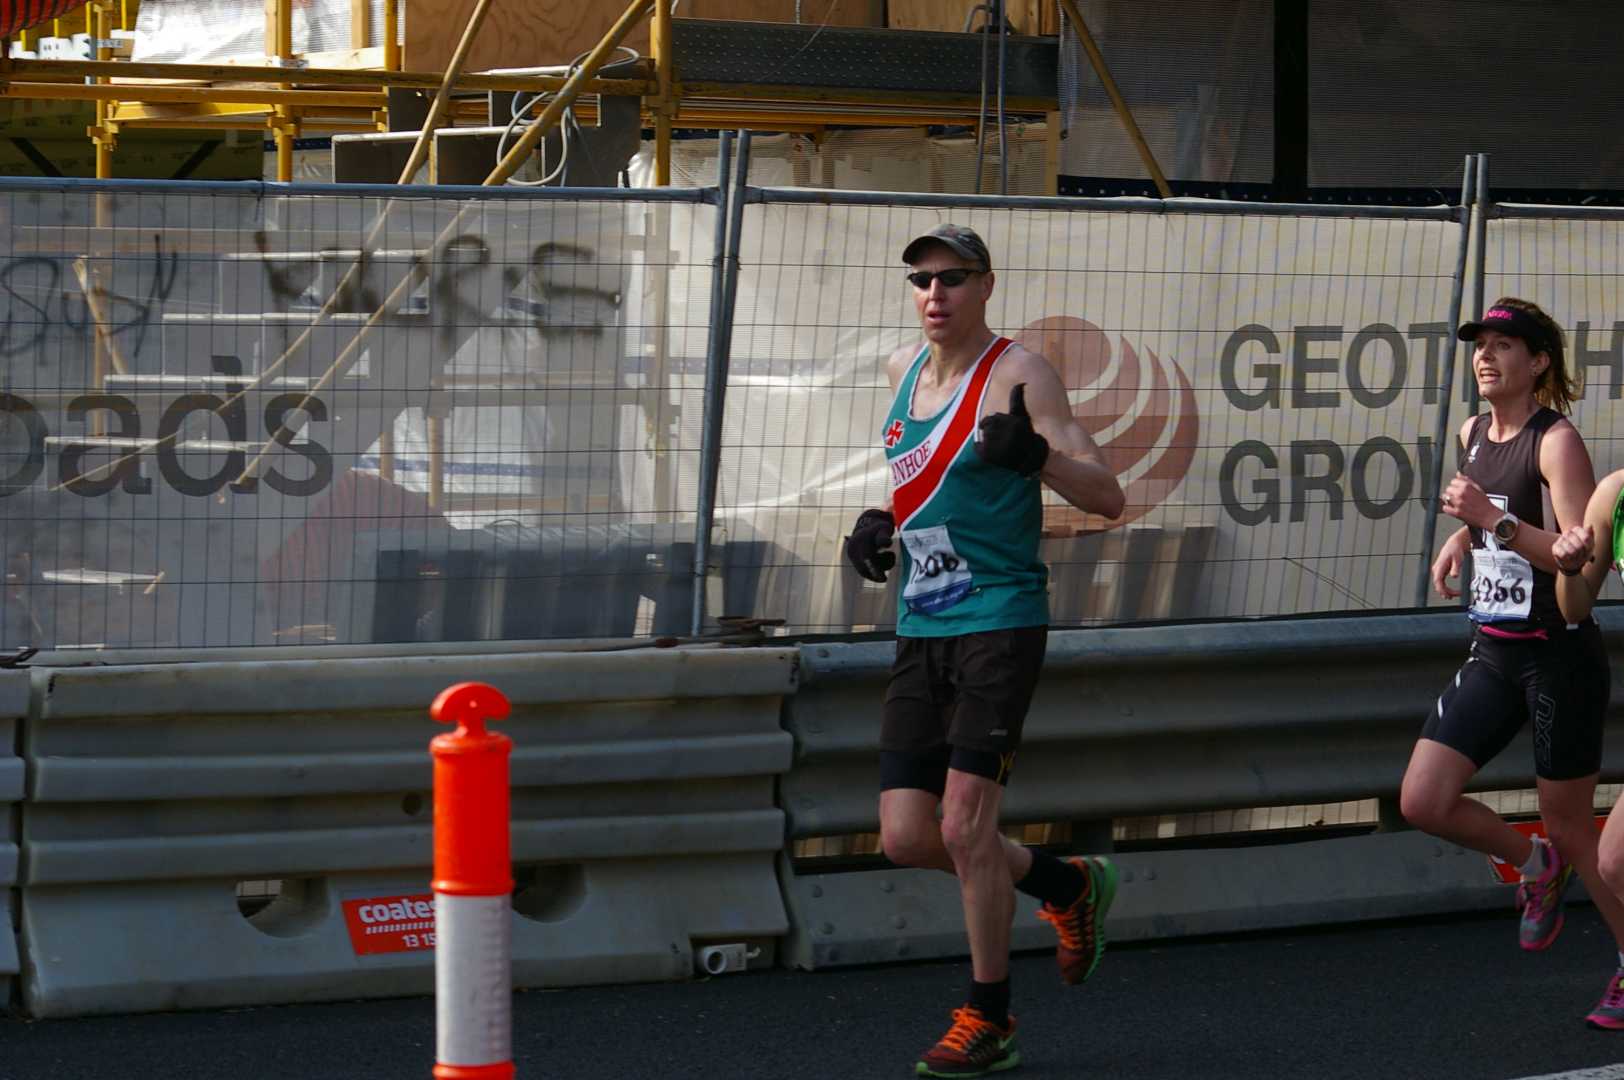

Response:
(976, 382), (1050, 477)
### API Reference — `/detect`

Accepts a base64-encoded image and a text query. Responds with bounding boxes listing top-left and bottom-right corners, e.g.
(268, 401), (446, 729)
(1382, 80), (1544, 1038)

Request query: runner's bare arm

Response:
(1554, 469), (1624, 622)
(996, 348), (1125, 519)
(1428, 417), (1476, 593)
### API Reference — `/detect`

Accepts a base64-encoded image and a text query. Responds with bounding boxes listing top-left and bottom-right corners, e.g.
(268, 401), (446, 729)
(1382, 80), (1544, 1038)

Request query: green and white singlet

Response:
(882, 336), (1047, 637)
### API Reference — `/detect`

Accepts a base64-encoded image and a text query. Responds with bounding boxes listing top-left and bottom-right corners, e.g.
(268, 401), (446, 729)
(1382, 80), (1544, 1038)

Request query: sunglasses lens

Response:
(906, 269), (975, 288)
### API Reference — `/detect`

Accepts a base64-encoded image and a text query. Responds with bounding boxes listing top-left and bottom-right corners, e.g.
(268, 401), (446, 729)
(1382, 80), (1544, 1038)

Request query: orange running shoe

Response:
(1036, 855), (1119, 985)
(915, 1006), (1020, 1078)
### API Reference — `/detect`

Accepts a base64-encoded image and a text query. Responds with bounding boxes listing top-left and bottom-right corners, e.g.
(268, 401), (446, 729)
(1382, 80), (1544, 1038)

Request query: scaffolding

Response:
(0, 0), (1171, 192)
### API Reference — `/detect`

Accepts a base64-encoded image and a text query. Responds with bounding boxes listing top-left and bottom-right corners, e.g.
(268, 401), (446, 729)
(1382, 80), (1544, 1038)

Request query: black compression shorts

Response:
(1421, 620), (1609, 781)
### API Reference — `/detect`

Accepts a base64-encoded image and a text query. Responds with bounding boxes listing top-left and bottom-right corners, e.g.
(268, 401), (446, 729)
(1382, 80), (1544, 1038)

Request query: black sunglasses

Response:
(905, 268), (984, 289)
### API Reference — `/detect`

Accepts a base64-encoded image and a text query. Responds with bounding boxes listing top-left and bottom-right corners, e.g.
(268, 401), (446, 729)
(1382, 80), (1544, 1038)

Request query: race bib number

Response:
(1470, 548), (1533, 621)
(901, 524), (974, 614)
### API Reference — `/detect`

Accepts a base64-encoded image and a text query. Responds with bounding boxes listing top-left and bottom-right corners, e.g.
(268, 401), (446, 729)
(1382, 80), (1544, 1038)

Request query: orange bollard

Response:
(430, 682), (516, 1080)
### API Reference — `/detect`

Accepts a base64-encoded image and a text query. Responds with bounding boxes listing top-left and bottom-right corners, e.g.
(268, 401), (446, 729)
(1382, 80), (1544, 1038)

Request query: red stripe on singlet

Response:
(892, 337), (1012, 528)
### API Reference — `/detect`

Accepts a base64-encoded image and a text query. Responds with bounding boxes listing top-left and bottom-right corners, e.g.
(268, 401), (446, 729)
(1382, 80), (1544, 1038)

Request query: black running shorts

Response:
(879, 626), (1048, 793)
(1421, 620), (1610, 781)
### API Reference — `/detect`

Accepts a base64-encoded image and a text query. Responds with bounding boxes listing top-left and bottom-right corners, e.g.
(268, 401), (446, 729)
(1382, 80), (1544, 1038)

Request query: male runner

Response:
(844, 224), (1126, 1077)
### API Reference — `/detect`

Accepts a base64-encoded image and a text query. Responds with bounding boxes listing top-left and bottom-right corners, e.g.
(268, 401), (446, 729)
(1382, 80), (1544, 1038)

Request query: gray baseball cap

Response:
(901, 224), (992, 271)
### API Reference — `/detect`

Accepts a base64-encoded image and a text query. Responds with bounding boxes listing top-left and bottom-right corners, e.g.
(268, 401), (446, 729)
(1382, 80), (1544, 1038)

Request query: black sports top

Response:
(1459, 408), (1566, 633)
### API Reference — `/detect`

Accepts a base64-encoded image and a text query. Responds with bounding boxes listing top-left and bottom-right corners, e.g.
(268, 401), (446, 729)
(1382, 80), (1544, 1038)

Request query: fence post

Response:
(1468, 153), (1489, 415)
(692, 130), (752, 635)
(430, 682), (515, 1080)
(1415, 153), (1477, 607)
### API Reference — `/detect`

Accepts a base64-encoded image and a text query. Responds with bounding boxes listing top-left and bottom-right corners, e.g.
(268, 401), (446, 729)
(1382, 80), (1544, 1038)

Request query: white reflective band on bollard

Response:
(435, 894), (512, 1068)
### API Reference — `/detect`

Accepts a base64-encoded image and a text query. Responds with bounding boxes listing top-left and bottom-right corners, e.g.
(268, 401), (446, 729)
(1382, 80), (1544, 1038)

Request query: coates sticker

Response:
(1486, 817), (1606, 884)
(342, 893), (437, 955)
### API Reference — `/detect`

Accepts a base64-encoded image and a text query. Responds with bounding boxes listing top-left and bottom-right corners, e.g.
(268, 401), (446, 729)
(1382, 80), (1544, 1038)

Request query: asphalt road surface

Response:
(6, 907), (1624, 1079)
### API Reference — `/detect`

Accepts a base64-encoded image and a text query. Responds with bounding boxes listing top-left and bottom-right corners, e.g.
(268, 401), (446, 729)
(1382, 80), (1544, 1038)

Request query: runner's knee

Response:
(880, 816), (940, 867)
(1398, 775), (1453, 833)
(1599, 843), (1624, 896)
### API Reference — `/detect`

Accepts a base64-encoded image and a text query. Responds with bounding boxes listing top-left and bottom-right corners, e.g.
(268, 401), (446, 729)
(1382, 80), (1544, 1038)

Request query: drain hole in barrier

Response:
(511, 863), (585, 923)
(238, 877), (330, 938)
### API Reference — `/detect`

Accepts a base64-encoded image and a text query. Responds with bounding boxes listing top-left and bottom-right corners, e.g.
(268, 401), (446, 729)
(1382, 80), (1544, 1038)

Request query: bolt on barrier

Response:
(430, 682), (515, 1080)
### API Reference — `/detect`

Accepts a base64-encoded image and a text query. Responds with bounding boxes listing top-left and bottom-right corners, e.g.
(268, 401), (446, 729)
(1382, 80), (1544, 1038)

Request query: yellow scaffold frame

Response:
(0, 0), (1112, 188)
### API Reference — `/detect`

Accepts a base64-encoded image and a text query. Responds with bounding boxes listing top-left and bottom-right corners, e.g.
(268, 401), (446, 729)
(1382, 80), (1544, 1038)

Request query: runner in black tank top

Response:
(1401, 298), (1624, 1030)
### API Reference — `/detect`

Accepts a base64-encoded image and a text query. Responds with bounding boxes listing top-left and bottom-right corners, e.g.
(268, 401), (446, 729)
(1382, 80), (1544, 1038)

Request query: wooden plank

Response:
(302, 45), (387, 69)
(1014, 0), (1042, 35)
(404, 0), (882, 75)
(887, 0), (971, 32)
(263, 0), (278, 58)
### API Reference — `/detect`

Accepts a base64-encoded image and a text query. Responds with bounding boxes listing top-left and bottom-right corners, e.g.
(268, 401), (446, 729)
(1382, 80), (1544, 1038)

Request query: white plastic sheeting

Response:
(130, 0), (386, 63)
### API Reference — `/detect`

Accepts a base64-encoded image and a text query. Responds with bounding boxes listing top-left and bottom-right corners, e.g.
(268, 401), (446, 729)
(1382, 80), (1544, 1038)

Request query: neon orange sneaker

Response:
(1036, 855), (1118, 985)
(915, 1005), (1020, 1077)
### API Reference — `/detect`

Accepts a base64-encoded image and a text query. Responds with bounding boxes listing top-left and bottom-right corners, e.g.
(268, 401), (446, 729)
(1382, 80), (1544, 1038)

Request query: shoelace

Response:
(1037, 903), (1084, 950)
(938, 1007), (994, 1053)
(1523, 866), (1568, 914)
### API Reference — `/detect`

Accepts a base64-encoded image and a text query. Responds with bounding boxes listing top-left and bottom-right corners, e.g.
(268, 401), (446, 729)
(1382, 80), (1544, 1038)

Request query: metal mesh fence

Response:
(0, 179), (719, 650)
(713, 191), (1468, 633)
(15, 174), (1624, 650)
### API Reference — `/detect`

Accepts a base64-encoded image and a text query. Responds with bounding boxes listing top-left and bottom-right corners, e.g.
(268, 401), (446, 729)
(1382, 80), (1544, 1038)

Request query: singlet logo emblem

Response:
(883, 418), (904, 448)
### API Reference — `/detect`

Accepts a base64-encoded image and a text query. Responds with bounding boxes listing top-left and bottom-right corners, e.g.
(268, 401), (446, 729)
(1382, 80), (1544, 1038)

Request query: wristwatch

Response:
(1493, 512), (1521, 543)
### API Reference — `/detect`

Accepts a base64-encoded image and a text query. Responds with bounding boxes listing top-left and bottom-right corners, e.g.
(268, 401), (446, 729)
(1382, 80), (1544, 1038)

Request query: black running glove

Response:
(976, 382), (1050, 477)
(844, 508), (896, 582)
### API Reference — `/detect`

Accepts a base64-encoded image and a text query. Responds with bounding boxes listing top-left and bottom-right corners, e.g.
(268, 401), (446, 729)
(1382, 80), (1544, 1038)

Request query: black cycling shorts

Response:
(1421, 620), (1609, 781)
(879, 626), (1047, 793)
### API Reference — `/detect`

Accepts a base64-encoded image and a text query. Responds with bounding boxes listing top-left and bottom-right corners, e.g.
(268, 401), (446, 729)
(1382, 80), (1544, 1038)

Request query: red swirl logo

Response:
(1014, 316), (1200, 531)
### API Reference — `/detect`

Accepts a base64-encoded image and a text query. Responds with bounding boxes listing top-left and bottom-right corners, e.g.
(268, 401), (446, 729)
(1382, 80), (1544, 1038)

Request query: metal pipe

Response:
(92, 0), (112, 180)
(0, 175), (716, 202)
(1414, 154), (1476, 608)
(1489, 203), (1624, 221)
(0, 83), (385, 106)
(692, 131), (748, 636)
(997, 0), (1008, 195)
(740, 184), (1458, 220)
(384, 0), (400, 70)
(1469, 153), (1489, 415)
(12, 58), (651, 96)
(272, 0), (295, 184)
(690, 131), (734, 635)
(653, 0), (673, 186)
(973, 2), (990, 194)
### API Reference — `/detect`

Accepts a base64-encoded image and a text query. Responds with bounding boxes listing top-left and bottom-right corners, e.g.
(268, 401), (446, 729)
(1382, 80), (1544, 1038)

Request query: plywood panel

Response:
(888, 0), (1052, 34)
(404, 0), (884, 76)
